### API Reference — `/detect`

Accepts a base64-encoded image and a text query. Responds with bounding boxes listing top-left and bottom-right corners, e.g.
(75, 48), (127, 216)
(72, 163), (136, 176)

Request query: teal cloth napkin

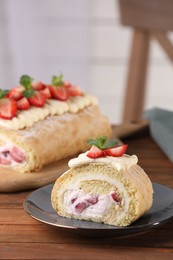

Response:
(143, 107), (173, 162)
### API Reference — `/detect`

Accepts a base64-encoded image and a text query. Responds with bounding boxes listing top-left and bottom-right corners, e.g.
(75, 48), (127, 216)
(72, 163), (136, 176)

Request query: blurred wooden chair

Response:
(118, 0), (173, 122)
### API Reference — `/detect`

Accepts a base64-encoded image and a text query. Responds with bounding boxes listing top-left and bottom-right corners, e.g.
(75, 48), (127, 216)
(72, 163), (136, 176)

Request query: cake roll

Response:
(51, 139), (153, 226)
(0, 76), (111, 174)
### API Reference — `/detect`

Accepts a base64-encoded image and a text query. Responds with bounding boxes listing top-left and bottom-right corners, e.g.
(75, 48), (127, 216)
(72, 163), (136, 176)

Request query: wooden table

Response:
(0, 128), (173, 259)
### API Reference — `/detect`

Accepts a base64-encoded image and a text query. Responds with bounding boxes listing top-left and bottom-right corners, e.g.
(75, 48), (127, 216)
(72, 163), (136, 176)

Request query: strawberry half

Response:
(8, 86), (24, 100)
(87, 145), (104, 158)
(17, 97), (30, 110)
(28, 91), (46, 107)
(111, 192), (120, 203)
(75, 202), (88, 214)
(0, 98), (17, 119)
(68, 85), (82, 96)
(105, 144), (128, 157)
(49, 85), (69, 101)
(31, 81), (46, 90)
(40, 87), (52, 99)
(63, 81), (71, 89)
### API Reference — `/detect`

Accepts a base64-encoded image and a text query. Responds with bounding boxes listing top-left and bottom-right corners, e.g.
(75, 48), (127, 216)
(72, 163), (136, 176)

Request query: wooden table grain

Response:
(0, 128), (173, 260)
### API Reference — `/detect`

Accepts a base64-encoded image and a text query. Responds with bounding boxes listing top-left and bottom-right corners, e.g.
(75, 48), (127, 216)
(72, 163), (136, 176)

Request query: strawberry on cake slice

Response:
(51, 136), (153, 227)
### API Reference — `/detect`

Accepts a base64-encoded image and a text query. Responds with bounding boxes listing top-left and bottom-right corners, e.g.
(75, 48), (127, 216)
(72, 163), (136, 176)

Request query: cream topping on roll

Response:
(0, 94), (98, 130)
(68, 153), (138, 171)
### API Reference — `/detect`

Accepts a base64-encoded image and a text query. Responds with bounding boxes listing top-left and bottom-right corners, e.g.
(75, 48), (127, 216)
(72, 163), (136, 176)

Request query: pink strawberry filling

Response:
(65, 190), (121, 216)
(0, 146), (26, 165)
(73, 195), (99, 214)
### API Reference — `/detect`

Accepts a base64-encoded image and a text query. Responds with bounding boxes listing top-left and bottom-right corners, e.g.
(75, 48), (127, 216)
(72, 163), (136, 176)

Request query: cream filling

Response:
(59, 172), (129, 221)
(64, 189), (113, 217)
(0, 94), (98, 130)
(68, 153), (138, 171)
(0, 145), (26, 167)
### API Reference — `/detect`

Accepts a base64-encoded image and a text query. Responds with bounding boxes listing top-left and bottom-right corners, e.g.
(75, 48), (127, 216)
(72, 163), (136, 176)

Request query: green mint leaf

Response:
(20, 75), (33, 90)
(87, 136), (107, 149)
(99, 136), (107, 146)
(87, 136), (118, 150)
(51, 72), (64, 86)
(23, 89), (35, 98)
(0, 89), (9, 99)
(102, 139), (118, 149)
(95, 137), (104, 149)
(87, 138), (102, 149)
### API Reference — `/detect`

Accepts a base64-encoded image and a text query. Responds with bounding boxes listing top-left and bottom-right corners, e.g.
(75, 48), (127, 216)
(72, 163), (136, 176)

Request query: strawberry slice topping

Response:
(0, 73), (84, 120)
(8, 86), (24, 100)
(86, 137), (128, 158)
(49, 85), (69, 101)
(87, 145), (104, 159)
(0, 98), (17, 119)
(105, 144), (128, 157)
(17, 97), (30, 110)
(49, 73), (70, 101)
(31, 81), (46, 90)
(28, 91), (46, 107)
(40, 87), (52, 99)
(63, 81), (71, 89)
(67, 85), (82, 96)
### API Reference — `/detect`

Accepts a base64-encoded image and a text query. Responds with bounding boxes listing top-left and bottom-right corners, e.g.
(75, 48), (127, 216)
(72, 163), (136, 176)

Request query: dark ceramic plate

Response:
(23, 182), (173, 238)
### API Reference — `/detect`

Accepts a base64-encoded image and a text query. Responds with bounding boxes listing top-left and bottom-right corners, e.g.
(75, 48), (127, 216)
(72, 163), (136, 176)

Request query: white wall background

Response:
(0, 0), (173, 124)
(0, 0), (90, 89)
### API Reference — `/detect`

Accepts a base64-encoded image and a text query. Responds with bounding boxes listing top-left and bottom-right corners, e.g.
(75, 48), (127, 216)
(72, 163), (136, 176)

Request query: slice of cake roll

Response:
(51, 137), (153, 226)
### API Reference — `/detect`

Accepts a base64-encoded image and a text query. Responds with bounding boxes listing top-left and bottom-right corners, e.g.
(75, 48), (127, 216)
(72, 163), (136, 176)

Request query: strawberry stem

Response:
(51, 72), (64, 86)
(19, 75), (35, 98)
(19, 75), (33, 90)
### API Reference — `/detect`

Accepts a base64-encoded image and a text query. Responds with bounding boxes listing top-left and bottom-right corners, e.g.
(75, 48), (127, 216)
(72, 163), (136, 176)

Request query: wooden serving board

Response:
(0, 157), (71, 193)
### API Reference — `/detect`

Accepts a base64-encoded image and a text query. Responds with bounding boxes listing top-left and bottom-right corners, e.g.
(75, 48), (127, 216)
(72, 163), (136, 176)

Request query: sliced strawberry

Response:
(63, 81), (71, 89)
(86, 195), (98, 205)
(87, 145), (104, 159)
(10, 146), (25, 163)
(111, 192), (120, 203)
(75, 202), (88, 214)
(28, 91), (46, 107)
(17, 97), (30, 110)
(105, 144), (128, 157)
(31, 81), (46, 90)
(71, 197), (77, 204)
(49, 85), (69, 101)
(0, 98), (17, 119)
(8, 86), (24, 100)
(68, 85), (82, 96)
(40, 87), (52, 99)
